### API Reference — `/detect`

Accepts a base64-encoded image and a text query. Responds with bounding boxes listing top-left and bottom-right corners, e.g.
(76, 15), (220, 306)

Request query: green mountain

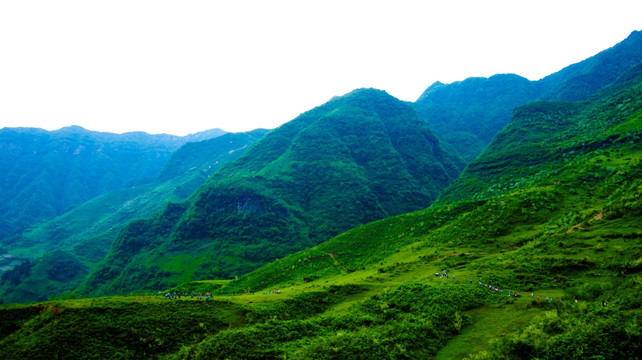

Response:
(0, 126), (226, 242)
(413, 30), (642, 162)
(0, 50), (639, 360)
(1, 31), (641, 360)
(0, 130), (267, 304)
(229, 64), (642, 289)
(78, 88), (466, 296)
(413, 74), (540, 162)
(538, 30), (642, 101)
(183, 61), (642, 359)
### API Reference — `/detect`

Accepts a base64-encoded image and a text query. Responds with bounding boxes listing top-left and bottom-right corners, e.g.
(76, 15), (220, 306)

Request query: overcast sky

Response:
(1, 1), (641, 135)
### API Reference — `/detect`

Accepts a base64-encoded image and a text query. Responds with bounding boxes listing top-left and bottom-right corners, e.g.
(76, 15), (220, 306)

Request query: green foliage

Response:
(414, 31), (642, 163)
(539, 30), (642, 102)
(208, 66), (642, 358)
(0, 298), (246, 360)
(0, 250), (88, 304)
(10, 130), (263, 260)
(2, 30), (642, 360)
(471, 280), (642, 359)
(171, 282), (506, 360)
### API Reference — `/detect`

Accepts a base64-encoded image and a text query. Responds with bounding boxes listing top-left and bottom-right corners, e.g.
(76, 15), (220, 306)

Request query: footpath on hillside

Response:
(430, 270), (567, 360)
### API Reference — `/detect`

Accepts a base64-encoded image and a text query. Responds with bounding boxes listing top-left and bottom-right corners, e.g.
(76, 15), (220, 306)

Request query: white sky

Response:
(1, 1), (641, 135)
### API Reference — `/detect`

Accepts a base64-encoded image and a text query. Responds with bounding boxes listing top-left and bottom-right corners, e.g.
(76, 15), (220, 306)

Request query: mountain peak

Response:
(345, 87), (389, 96)
(327, 88), (392, 104)
(78, 86), (466, 295)
(416, 81), (446, 101)
(56, 125), (88, 133)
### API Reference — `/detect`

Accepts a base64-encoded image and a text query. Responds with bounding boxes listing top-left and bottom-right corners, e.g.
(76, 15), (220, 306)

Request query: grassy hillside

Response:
(210, 77), (642, 294)
(0, 296), (248, 360)
(1, 32), (641, 360)
(78, 88), (465, 296)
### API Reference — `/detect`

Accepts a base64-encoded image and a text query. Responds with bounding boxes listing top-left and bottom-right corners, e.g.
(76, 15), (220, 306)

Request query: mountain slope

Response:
(0, 126), (225, 242)
(0, 130), (267, 304)
(413, 74), (540, 161)
(79, 88), (466, 296)
(1, 35), (642, 359)
(538, 30), (642, 101)
(227, 67), (642, 294)
(412, 29), (642, 162)
(187, 67), (642, 359)
(7, 129), (269, 259)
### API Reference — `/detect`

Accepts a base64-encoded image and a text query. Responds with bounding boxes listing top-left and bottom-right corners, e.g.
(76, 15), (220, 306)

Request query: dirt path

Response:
(327, 252), (339, 265)
(566, 212), (603, 233)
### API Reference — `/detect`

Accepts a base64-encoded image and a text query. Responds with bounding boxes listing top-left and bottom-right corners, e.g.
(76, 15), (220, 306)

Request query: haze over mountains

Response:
(0, 129), (268, 303)
(0, 126), (226, 242)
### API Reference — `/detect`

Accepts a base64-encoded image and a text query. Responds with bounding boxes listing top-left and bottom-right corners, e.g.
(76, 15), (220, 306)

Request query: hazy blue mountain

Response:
(0, 126), (225, 242)
(413, 29), (642, 162)
(0, 129), (267, 304)
(413, 74), (540, 161)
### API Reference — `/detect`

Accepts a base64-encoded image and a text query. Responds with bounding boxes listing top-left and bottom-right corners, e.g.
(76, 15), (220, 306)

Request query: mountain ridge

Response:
(412, 29), (642, 162)
(78, 88), (466, 296)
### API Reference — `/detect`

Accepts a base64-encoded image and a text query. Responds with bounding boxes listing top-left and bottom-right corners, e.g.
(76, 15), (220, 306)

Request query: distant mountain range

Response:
(413, 30), (642, 162)
(0, 129), (267, 303)
(0, 126), (226, 242)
